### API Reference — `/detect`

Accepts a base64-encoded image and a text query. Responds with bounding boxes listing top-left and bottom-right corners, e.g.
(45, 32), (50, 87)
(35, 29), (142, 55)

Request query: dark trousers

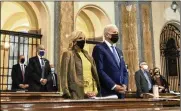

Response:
(117, 93), (125, 99)
(40, 85), (47, 92)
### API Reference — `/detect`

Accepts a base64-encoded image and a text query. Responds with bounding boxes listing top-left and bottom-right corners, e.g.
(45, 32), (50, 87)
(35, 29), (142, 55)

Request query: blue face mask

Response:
(39, 50), (45, 57)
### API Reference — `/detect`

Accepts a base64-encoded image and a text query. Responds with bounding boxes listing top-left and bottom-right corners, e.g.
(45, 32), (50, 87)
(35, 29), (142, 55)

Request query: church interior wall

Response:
(44, 2), (55, 64)
(74, 2), (115, 25)
(151, 2), (180, 69)
(0, 1), (180, 92)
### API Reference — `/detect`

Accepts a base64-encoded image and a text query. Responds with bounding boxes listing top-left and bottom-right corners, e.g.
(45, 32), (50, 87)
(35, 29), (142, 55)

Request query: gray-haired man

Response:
(135, 62), (152, 98)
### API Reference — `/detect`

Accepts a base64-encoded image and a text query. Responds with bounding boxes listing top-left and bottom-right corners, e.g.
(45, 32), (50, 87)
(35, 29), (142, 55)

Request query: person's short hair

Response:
(104, 24), (118, 37)
(37, 45), (45, 52)
(19, 55), (25, 59)
(139, 61), (147, 67)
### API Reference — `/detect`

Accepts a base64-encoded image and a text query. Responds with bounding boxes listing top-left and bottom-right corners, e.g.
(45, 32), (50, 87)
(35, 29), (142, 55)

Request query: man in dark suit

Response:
(92, 24), (128, 99)
(135, 62), (152, 98)
(26, 45), (51, 92)
(11, 55), (29, 91)
(47, 64), (58, 92)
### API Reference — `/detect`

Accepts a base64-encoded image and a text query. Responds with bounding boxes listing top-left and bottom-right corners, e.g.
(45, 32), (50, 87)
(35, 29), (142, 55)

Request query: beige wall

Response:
(44, 2), (54, 64)
(74, 2), (114, 55)
(151, 2), (180, 69)
(74, 2), (115, 25)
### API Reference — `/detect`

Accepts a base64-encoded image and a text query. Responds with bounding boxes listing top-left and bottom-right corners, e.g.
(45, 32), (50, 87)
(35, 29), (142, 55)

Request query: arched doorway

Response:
(75, 5), (111, 54)
(1, 2), (39, 31)
(160, 23), (180, 91)
(0, 1), (50, 91)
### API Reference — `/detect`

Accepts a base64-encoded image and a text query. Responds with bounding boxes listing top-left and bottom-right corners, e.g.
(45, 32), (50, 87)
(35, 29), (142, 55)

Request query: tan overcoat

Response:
(61, 49), (100, 99)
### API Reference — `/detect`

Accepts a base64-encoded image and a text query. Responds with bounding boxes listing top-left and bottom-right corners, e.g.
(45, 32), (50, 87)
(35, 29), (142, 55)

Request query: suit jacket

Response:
(11, 64), (27, 91)
(92, 42), (128, 98)
(61, 49), (101, 99)
(26, 56), (51, 92)
(135, 69), (152, 97)
(47, 72), (58, 92)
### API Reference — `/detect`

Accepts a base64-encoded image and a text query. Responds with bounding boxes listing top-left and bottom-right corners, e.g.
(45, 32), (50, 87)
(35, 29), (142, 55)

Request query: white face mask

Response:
(51, 68), (55, 72)
(142, 65), (148, 70)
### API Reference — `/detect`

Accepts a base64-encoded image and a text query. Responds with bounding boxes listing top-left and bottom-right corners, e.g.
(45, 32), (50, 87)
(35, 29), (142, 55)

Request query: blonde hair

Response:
(68, 30), (86, 49)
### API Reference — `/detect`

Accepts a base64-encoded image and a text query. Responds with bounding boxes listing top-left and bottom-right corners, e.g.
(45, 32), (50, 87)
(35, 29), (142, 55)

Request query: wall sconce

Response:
(2, 42), (10, 51)
(4, 42), (10, 48)
(171, 1), (178, 12)
(126, 1), (132, 12)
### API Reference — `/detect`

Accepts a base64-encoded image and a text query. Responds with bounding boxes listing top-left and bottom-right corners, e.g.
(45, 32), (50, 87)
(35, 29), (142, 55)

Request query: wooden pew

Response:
(1, 92), (180, 111)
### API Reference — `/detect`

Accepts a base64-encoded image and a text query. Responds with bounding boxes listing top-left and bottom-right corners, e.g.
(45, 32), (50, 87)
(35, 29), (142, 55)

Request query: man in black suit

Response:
(26, 45), (51, 92)
(11, 55), (29, 91)
(47, 64), (58, 92)
(135, 62), (152, 98)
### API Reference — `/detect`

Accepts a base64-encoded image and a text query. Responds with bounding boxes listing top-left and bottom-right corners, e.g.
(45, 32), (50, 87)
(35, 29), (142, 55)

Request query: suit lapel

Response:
(35, 56), (42, 73)
(139, 70), (147, 81)
(82, 50), (93, 64)
(103, 42), (120, 68)
(139, 70), (151, 82)
(44, 59), (48, 70)
(18, 64), (23, 80)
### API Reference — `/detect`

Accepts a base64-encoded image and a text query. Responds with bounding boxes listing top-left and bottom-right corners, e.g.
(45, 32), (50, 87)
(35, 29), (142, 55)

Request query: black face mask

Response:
(76, 40), (85, 49)
(110, 34), (119, 43)
(20, 58), (25, 64)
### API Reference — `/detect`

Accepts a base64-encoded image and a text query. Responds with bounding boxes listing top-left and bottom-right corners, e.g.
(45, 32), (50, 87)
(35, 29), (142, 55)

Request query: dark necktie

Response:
(52, 72), (56, 86)
(41, 58), (45, 78)
(21, 65), (24, 82)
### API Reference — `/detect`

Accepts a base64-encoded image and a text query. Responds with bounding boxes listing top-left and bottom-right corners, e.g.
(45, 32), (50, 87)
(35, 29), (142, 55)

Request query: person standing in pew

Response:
(92, 24), (128, 99)
(152, 67), (169, 93)
(135, 62), (153, 98)
(11, 55), (29, 91)
(61, 31), (101, 99)
(26, 45), (51, 92)
(47, 64), (58, 92)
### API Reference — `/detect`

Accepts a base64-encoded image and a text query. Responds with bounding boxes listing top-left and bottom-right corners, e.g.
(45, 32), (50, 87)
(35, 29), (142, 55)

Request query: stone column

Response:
(179, 2), (181, 91)
(58, 1), (74, 92)
(116, 2), (155, 91)
(0, 1), (1, 90)
(119, 3), (139, 91)
(0, 1), (1, 30)
(140, 2), (154, 69)
(54, 1), (60, 90)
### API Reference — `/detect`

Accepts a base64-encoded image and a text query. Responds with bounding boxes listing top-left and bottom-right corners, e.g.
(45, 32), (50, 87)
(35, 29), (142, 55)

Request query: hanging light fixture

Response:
(171, 1), (178, 12)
